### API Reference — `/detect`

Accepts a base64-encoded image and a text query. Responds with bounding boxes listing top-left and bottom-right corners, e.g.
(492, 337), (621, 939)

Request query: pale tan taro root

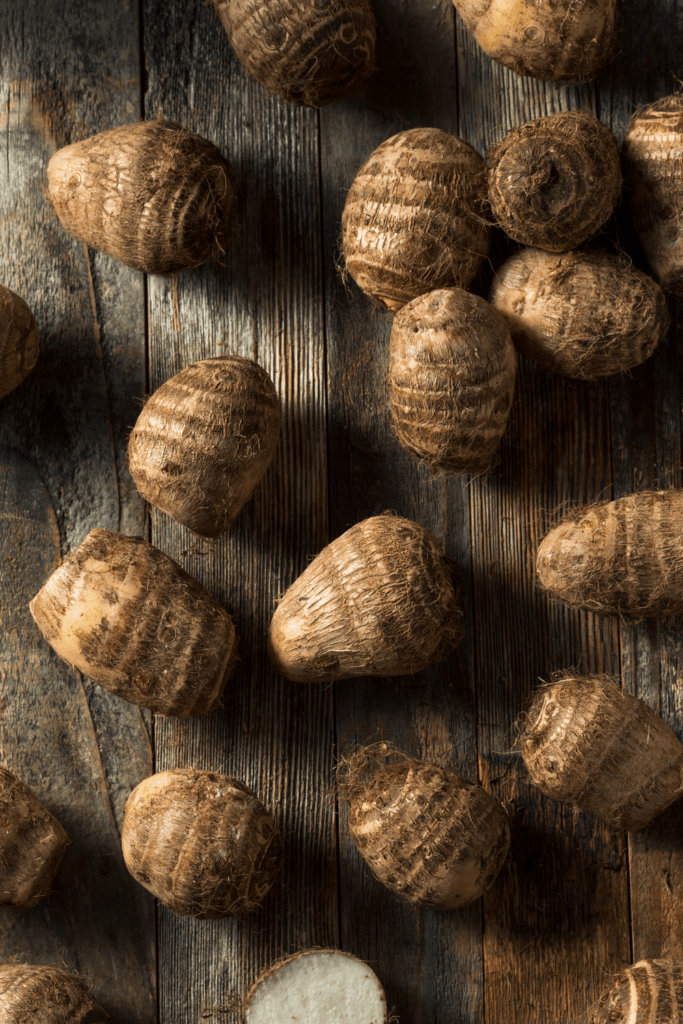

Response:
(342, 128), (491, 312)
(536, 490), (683, 619)
(338, 744), (510, 909)
(29, 529), (237, 716)
(388, 288), (516, 475)
(268, 514), (464, 683)
(47, 120), (233, 275)
(122, 768), (282, 918)
(214, 0), (376, 107)
(244, 949), (387, 1024)
(487, 111), (621, 252)
(0, 964), (108, 1023)
(490, 248), (668, 379)
(128, 355), (280, 538)
(594, 959), (683, 1023)
(0, 285), (39, 401)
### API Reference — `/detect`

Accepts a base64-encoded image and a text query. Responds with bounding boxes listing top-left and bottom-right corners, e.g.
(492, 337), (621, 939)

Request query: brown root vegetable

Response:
(341, 128), (492, 312)
(388, 288), (517, 475)
(0, 964), (108, 1023)
(214, 0), (376, 107)
(487, 111), (621, 252)
(0, 285), (39, 401)
(518, 675), (683, 830)
(594, 959), (683, 1023)
(338, 744), (510, 909)
(46, 120), (233, 275)
(29, 528), (237, 716)
(536, 489), (683, 619)
(122, 768), (282, 918)
(268, 514), (464, 683)
(490, 247), (668, 379)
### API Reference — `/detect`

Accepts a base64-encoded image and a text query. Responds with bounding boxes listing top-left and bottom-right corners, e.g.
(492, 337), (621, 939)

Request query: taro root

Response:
(0, 285), (39, 400)
(0, 964), (108, 1023)
(268, 514), (464, 683)
(338, 744), (510, 908)
(214, 0), (377, 107)
(342, 128), (491, 312)
(519, 675), (683, 830)
(122, 768), (282, 918)
(594, 959), (683, 1023)
(30, 529), (237, 717)
(490, 248), (668, 379)
(128, 355), (280, 538)
(536, 489), (683, 620)
(244, 949), (387, 1024)
(46, 120), (233, 275)
(388, 288), (517, 475)
(487, 111), (621, 252)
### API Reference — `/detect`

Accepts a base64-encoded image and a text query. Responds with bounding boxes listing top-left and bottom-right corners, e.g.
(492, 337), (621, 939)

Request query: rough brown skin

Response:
(536, 490), (683, 620)
(268, 514), (464, 683)
(128, 355), (280, 538)
(214, 0), (377, 107)
(122, 768), (283, 919)
(29, 529), (238, 716)
(0, 285), (39, 401)
(594, 959), (683, 1023)
(46, 120), (233, 275)
(388, 288), (517, 475)
(0, 964), (108, 1023)
(487, 111), (622, 252)
(490, 247), (669, 379)
(519, 675), (683, 831)
(342, 128), (492, 312)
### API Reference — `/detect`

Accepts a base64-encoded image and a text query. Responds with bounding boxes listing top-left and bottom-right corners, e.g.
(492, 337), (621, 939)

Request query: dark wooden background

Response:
(1, 0), (683, 1021)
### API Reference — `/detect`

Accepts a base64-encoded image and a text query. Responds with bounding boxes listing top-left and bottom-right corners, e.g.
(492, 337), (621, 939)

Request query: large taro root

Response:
(0, 285), (39, 401)
(487, 111), (621, 252)
(268, 514), (464, 683)
(30, 529), (237, 717)
(388, 288), (517, 475)
(594, 959), (683, 1023)
(214, 0), (377, 107)
(0, 964), (108, 1023)
(47, 120), (233, 275)
(342, 128), (491, 312)
(122, 768), (282, 918)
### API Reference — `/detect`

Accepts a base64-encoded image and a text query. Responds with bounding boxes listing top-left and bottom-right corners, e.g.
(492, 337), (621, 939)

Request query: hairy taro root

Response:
(0, 964), (108, 1023)
(47, 120), (233, 275)
(30, 529), (237, 716)
(0, 285), (39, 401)
(388, 288), (517, 474)
(129, 355), (280, 538)
(595, 959), (683, 1023)
(122, 768), (282, 918)
(342, 128), (491, 311)
(214, 0), (376, 107)
(490, 248), (668, 379)
(268, 514), (464, 682)
(487, 111), (621, 252)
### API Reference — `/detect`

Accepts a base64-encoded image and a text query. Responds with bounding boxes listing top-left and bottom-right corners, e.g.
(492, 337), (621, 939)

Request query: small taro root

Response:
(536, 489), (683, 620)
(388, 288), (517, 475)
(122, 768), (282, 918)
(214, 0), (376, 107)
(129, 355), (280, 538)
(487, 111), (621, 252)
(0, 964), (108, 1023)
(244, 949), (387, 1024)
(342, 128), (491, 311)
(594, 959), (683, 1023)
(29, 529), (237, 717)
(46, 120), (233, 275)
(268, 514), (464, 683)
(338, 744), (510, 909)
(490, 248), (668, 379)
(0, 285), (39, 401)
(518, 674), (683, 830)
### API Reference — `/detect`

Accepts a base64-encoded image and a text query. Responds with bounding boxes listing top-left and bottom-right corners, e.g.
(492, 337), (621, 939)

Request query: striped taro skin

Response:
(341, 128), (491, 312)
(128, 355), (280, 538)
(0, 285), (39, 401)
(595, 960), (683, 1023)
(29, 529), (237, 717)
(122, 769), (283, 918)
(0, 964), (108, 1023)
(47, 120), (233, 275)
(388, 288), (517, 475)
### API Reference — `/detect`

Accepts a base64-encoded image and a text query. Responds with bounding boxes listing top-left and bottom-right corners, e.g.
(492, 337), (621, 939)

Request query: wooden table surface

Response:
(1, 0), (682, 1021)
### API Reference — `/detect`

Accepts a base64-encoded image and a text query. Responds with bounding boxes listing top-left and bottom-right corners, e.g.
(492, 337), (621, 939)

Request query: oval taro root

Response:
(519, 675), (683, 830)
(46, 120), (233, 275)
(29, 528), (237, 716)
(268, 514), (464, 683)
(342, 128), (491, 311)
(122, 768), (282, 918)
(388, 288), (517, 474)
(487, 111), (621, 252)
(0, 963), (108, 1023)
(0, 285), (39, 401)
(594, 959), (683, 1023)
